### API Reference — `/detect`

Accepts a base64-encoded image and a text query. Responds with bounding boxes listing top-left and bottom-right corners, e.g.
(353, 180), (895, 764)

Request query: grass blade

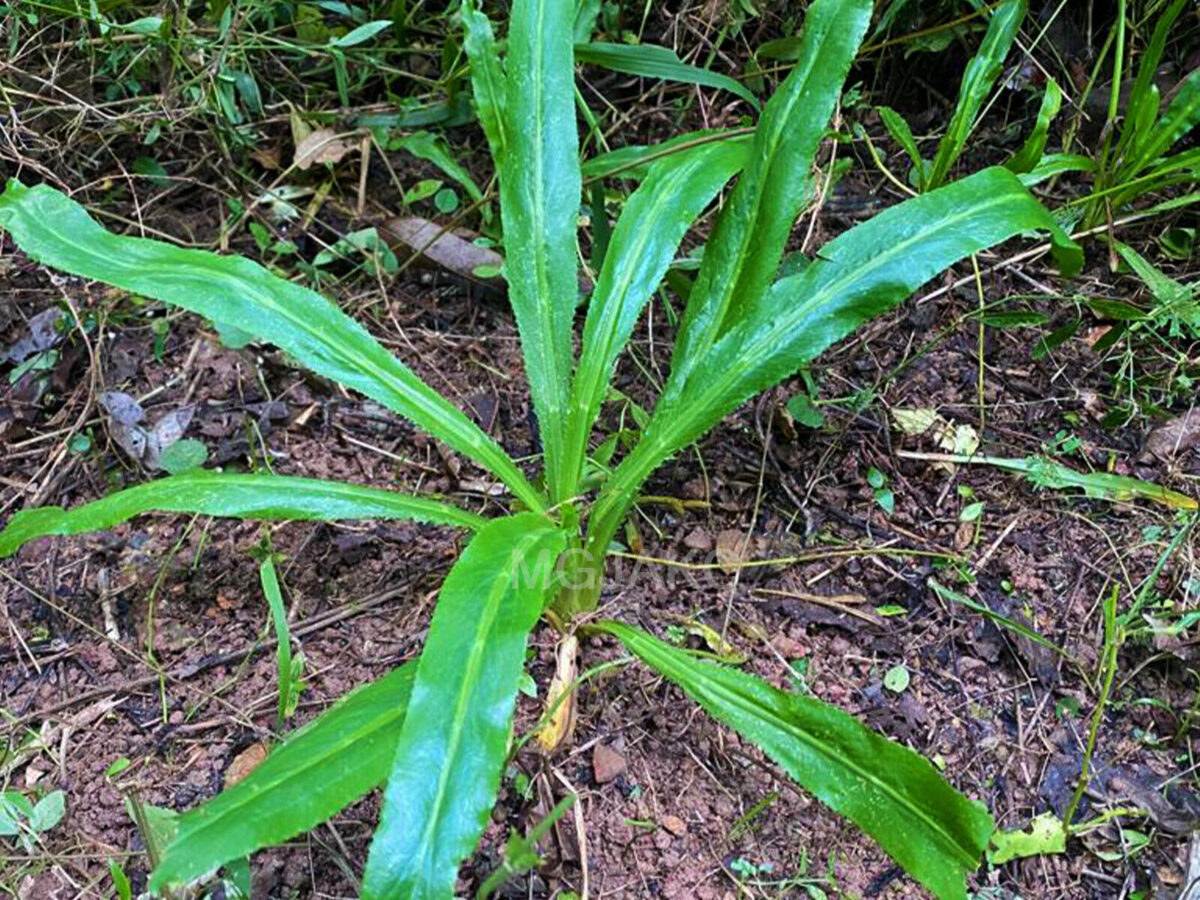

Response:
(1017, 151), (1096, 185)
(897, 450), (1196, 511)
(666, 0), (872, 400)
(928, 579), (1070, 658)
(563, 139), (748, 490)
(877, 105), (927, 189)
(927, 0), (1025, 188)
(259, 554), (297, 729)
(601, 621), (993, 900)
(1006, 77), (1061, 174)
(587, 167), (1080, 562)
(150, 662), (416, 890)
(361, 515), (566, 899)
(1115, 0), (1186, 167)
(1127, 69), (1200, 178)
(490, 0), (581, 504)
(0, 181), (544, 513)
(460, 1), (507, 158)
(389, 131), (485, 205)
(580, 128), (752, 182)
(575, 41), (759, 109)
(0, 472), (483, 558)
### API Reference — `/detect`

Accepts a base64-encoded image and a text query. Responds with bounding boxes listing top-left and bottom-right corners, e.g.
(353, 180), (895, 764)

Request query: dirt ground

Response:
(3, 1), (1200, 897)
(3, 233), (1199, 898)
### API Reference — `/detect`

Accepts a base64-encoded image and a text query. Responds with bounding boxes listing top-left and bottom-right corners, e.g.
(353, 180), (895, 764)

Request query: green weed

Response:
(0, 0), (1084, 897)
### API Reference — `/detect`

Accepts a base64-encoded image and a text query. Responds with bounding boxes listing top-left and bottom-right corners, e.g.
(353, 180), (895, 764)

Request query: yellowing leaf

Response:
(986, 811), (1065, 865)
(936, 421), (979, 456)
(892, 407), (939, 435)
(536, 635), (579, 752)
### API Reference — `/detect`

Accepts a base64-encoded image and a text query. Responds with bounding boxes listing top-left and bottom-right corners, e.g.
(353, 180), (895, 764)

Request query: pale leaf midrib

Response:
(410, 529), (548, 888)
(6, 194), (533, 498)
(160, 676), (410, 879)
(622, 629), (980, 867)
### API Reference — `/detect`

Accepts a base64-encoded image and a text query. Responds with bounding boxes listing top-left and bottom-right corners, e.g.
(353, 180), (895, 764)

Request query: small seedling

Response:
(883, 664), (910, 693)
(109, 859), (132, 900)
(1076, 0), (1200, 228)
(867, 466), (895, 515)
(254, 539), (305, 730)
(0, 788), (66, 851)
(876, 0), (1025, 191)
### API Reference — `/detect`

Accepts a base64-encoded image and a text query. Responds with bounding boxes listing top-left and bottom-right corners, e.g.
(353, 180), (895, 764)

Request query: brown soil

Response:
(3, 240), (1199, 900)
(3, 3), (1200, 892)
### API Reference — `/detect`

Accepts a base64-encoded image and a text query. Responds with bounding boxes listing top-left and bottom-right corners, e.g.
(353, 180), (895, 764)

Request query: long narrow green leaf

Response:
(573, 0), (600, 43)
(1017, 152), (1095, 185)
(666, 0), (872, 402)
(1006, 77), (1061, 174)
(928, 579), (1070, 657)
(492, 0), (581, 504)
(877, 105), (926, 190)
(1115, 0), (1185, 168)
(575, 42), (759, 109)
(389, 132), (485, 205)
(460, 1), (507, 157)
(601, 621), (993, 900)
(580, 129), (751, 182)
(260, 555), (295, 729)
(562, 140), (748, 490)
(0, 182), (544, 513)
(927, 0), (1025, 189)
(149, 662), (416, 890)
(1126, 69), (1200, 178)
(0, 472), (483, 558)
(361, 515), (566, 900)
(919, 451), (1198, 512)
(587, 168), (1080, 560)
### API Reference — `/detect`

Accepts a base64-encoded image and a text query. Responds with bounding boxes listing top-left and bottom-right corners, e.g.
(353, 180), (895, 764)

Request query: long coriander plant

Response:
(0, 0), (1081, 897)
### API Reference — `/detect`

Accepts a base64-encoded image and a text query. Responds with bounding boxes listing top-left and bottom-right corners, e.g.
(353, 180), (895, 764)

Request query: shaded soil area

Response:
(2, 229), (1199, 899)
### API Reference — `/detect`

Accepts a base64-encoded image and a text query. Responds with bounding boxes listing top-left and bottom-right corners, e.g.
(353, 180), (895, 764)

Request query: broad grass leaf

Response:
(601, 621), (993, 900)
(563, 139), (748, 490)
(1006, 78), (1062, 175)
(149, 663), (417, 890)
(361, 514), (566, 899)
(587, 167), (1081, 560)
(0, 472), (483, 558)
(927, 0), (1025, 189)
(575, 41), (758, 109)
(459, 1), (507, 155)
(0, 181), (544, 512)
(667, 0), (872, 400)
(472, 0), (580, 504)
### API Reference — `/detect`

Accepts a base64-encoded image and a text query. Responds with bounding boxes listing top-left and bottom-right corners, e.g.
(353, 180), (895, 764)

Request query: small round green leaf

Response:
(883, 664), (910, 693)
(159, 439), (208, 475)
(433, 187), (460, 214)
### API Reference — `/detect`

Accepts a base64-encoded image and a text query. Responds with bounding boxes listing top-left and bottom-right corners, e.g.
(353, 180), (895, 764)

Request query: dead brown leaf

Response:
(536, 635), (578, 753)
(294, 128), (354, 170)
(1141, 409), (1200, 463)
(225, 742), (270, 788)
(381, 217), (505, 291)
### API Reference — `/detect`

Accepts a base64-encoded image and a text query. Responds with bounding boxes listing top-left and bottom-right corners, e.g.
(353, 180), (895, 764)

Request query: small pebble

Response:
(661, 814), (687, 837)
(592, 743), (627, 784)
